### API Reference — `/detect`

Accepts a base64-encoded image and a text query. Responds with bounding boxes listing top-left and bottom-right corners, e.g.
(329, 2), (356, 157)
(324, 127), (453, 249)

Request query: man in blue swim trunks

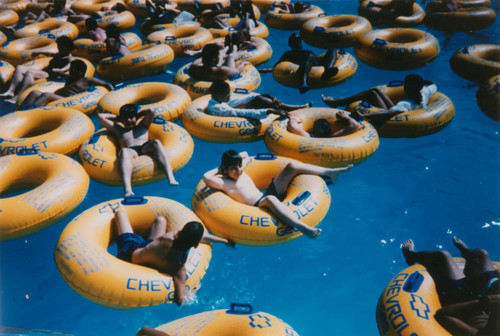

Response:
(203, 150), (352, 239)
(402, 238), (500, 335)
(97, 104), (178, 197)
(115, 208), (234, 306)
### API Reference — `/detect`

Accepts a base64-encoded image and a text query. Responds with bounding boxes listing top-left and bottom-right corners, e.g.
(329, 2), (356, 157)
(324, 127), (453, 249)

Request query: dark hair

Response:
(69, 59), (87, 74)
(294, 1), (304, 12)
(201, 43), (220, 66)
(311, 119), (331, 138)
(404, 74), (424, 104)
(105, 24), (121, 39)
(172, 221), (204, 251)
(220, 149), (242, 173)
(288, 33), (301, 49)
(85, 18), (98, 31)
(56, 36), (75, 52)
(209, 80), (230, 96)
(113, 3), (126, 12)
(119, 103), (139, 117)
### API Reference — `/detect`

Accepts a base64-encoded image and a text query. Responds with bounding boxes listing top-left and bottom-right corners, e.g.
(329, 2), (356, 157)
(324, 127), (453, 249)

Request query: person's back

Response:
(132, 232), (178, 274)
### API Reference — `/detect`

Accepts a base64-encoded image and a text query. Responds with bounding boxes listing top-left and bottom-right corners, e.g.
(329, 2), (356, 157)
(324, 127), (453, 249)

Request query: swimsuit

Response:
(116, 233), (153, 262)
(126, 139), (156, 156)
(253, 179), (284, 206)
(436, 270), (500, 306)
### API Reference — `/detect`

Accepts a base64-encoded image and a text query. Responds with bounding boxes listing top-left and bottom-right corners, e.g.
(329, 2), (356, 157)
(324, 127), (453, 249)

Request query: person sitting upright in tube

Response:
(203, 150), (353, 239)
(259, 33), (339, 94)
(189, 43), (250, 81)
(97, 103), (178, 197)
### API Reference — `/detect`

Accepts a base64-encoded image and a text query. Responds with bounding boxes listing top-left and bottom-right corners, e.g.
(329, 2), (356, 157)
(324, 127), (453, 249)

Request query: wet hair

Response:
(113, 3), (127, 12)
(288, 33), (301, 49)
(403, 74), (425, 104)
(56, 36), (75, 52)
(119, 103), (139, 118)
(311, 119), (332, 138)
(209, 80), (230, 97)
(172, 221), (204, 251)
(105, 24), (121, 39)
(201, 43), (220, 66)
(294, 1), (304, 12)
(69, 59), (87, 75)
(85, 18), (98, 31)
(220, 149), (242, 174)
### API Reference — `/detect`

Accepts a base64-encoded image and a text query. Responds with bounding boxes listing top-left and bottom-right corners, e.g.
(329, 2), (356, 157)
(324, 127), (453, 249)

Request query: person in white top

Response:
(206, 80), (312, 119)
(322, 74), (438, 121)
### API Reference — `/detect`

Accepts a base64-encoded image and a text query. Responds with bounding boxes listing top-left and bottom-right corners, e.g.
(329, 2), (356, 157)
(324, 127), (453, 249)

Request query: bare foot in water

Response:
(453, 236), (469, 257)
(4, 96), (17, 104)
(402, 239), (416, 266)
(169, 179), (179, 186)
(304, 227), (322, 239)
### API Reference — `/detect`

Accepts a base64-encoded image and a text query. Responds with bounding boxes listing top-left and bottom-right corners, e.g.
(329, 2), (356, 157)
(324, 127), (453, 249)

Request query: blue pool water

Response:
(1, 1), (499, 335)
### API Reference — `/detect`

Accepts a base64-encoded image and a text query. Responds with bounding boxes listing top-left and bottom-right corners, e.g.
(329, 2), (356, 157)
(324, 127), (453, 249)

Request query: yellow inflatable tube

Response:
(97, 43), (174, 81)
(273, 50), (357, 89)
(97, 82), (191, 122)
(476, 75), (500, 122)
(146, 25), (213, 57)
(264, 108), (379, 167)
(153, 303), (300, 335)
(0, 0), (29, 12)
(450, 44), (500, 83)
(192, 154), (331, 246)
(0, 151), (89, 241)
(300, 15), (372, 49)
(212, 36), (272, 66)
(181, 92), (279, 143)
(346, 82), (455, 137)
(54, 196), (212, 308)
(73, 32), (142, 63)
(13, 18), (79, 39)
(358, 0), (425, 28)
(354, 28), (440, 70)
(173, 62), (261, 99)
(0, 35), (58, 66)
(20, 56), (95, 85)
(70, 0), (123, 15)
(376, 259), (500, 336)
(0, 9), (19, 27)
(78, 118), (193, 186)
(264, 5), (325, 30)
(15, 81), (109, 115)
(208, 19), (269, 39)
(0, 107), (94, 156)
(0, 60), (15, 90)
